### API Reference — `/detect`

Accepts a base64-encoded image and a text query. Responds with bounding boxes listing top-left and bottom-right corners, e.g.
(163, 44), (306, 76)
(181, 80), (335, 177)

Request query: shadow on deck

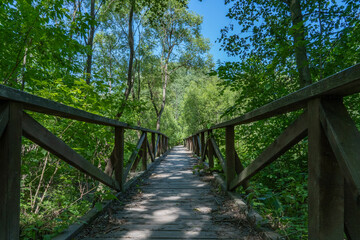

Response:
(75, 146), (262, 240)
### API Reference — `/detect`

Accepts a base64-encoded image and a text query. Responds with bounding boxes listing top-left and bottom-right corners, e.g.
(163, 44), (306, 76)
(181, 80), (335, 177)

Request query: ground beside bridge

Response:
(76, 146), (263, 240)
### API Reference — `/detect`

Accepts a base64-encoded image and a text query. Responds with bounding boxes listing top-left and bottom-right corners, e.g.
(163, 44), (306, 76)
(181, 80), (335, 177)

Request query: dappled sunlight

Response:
(84, 146), (218, 239)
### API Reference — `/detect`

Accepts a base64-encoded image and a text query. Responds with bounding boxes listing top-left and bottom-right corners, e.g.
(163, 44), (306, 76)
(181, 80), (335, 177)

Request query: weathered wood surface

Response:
(308, 99), (344, 239)
(210, 138), (226, 172)
(0, 84), (167, 136)
(0, 104), (9, 137)
(0, 103), (22, 240)
(77, 146), (261, 240)
(124, 133), (146, 181)
(22, 113), (120, 191)
(319, 100), (360, 200)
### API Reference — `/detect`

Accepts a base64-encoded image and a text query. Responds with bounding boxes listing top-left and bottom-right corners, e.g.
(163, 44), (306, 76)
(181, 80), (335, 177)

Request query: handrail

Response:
(188, 63), (360, 136)
(0, 84), (168, 137)
(0, 87), (169, 239)
(184, 63), (360, 239)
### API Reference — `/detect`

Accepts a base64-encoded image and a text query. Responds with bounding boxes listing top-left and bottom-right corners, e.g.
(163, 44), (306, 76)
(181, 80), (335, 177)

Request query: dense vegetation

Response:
(1, 0), (359, 238)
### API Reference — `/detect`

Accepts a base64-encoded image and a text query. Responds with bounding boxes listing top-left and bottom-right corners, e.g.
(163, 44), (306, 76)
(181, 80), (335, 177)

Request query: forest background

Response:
(1, 0), (360, 239)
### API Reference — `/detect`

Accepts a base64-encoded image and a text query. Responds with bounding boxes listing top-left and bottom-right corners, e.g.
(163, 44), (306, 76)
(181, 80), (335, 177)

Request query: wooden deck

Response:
(77, 146), (261, 240)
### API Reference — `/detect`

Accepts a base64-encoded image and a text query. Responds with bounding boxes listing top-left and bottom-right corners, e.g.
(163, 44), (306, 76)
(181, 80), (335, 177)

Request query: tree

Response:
(148, 0), (209, 130)
(220, 0), (360, 88)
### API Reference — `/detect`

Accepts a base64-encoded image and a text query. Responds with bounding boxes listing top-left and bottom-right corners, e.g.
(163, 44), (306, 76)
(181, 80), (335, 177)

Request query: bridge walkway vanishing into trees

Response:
(75, 146), (262, 240)
(1, 63), (360, 239)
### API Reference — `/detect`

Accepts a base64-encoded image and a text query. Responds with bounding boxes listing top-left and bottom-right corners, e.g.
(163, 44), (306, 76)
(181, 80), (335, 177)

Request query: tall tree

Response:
(148, 0), (209, 130)
(220, 0), (360, 88)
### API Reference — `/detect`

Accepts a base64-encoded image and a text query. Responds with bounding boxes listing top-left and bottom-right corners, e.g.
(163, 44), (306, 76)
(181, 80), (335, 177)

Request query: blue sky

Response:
(188, 0), (238, 63)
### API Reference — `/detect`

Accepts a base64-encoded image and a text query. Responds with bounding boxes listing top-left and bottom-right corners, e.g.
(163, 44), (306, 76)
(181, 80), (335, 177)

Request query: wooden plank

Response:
(123, 133), (146, 181)
(345, 181), (360, 240)
(229, 112), (308, 191)
(22, 113), (120, 191)
(0, 85), (168, 137)
(307, 99), (344, 240)
(0, 104), (9, 137)
(185, 64), (360, 133)
(225, 126), (236, 190)
(319, 99), (360, 200)
(147, 139), (155, 162)
(210, 138), (226, 172)
(0, 103), (22, 240)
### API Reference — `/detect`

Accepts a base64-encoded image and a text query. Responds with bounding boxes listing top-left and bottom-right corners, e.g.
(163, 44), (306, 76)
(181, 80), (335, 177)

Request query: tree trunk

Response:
(116, 0), (135, 119)
(85, 0), (96, 84)
(288, 0), (312, 87)
(156, 62), (169, 131)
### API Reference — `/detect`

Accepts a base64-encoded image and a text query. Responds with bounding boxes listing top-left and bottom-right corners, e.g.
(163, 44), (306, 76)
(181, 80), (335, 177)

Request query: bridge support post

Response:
(0, 102), (22, 240)
(208, 130), (214, 168)
(308, 98), (344, 239)
(225, 126), (236, 191)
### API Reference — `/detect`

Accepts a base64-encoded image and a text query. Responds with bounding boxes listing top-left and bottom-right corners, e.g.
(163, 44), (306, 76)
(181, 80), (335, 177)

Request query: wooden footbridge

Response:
(1, 64), (360, 239)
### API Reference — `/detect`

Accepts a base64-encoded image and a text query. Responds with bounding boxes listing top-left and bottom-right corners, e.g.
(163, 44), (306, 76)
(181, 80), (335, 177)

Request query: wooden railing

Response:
(184, 64), (360, 239)
(0, 85), (169, 239)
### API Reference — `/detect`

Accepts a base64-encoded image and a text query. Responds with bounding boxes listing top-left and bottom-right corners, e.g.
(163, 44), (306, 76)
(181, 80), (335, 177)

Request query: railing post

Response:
(114, 127), (124, 191)
(308, 98), (344, 239)
(201, 132), (205, 161)
(141, 132), (147, 170)
(158, 134), (162, 156)
(225, 126), (236, 191)
(0, 102), (22, 240)
(151, 133), (155, 158)
(208, 130), (214, 168)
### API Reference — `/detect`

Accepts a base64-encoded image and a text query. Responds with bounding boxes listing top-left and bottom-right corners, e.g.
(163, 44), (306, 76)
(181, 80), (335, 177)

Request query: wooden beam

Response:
(0, 102), (22, 240)
(308, 99), (344, 240)
(210, 138), (226, 172)
(0, 85), (168, 136)
(345, 181), (360, 240)
(319, 100), (360, 200)
(123, 133), (146, 181)
(185, 64), (360, 133)
(229, 112), (308, 191)
(22, 113), (120, 191)
(0, 104), (9, 137)
(225, 126), (236, 190)
(147, 139), (155, 162)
